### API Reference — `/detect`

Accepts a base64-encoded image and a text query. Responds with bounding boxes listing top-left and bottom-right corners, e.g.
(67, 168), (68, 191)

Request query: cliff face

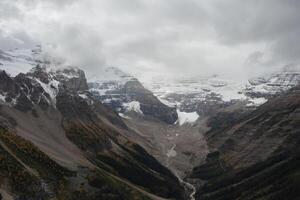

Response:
(120, 79), (178, 124)
(191, 87), (300, 200)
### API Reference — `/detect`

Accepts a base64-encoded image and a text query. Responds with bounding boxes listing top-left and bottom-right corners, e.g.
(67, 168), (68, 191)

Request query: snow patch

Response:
(78, 94), (88, 99)
(123, 101), (143, 114)
(58, 71), (80, 79)
(247, 98), (268, 107)
(0, 93), (6, 102)
(78, 93), (94, 105)
(35, 79), (59, 101)
(176, 110), (199, 126)
(119, 113), (131, 119)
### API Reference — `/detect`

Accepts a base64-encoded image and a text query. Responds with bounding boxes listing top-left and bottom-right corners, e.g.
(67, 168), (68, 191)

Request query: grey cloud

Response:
(16, 0), (78, 8)
(209, 1), (300, 43)
(209, 0), (300, 64)
(0, 0), (299, 80)
(0, 0), (23, 19)
(41, 24), (106, 77)
(0, 30), (35, 50)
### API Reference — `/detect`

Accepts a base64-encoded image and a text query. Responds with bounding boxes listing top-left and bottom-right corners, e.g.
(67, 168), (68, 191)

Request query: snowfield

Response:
(123, 101), (143, 114)
(246, 97), (268, 107)
(176, 110), (199, 126)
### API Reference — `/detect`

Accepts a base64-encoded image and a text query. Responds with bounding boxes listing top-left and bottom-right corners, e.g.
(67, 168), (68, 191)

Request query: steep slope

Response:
(190, 86), (300, 200)
(0, 65), (185, 200)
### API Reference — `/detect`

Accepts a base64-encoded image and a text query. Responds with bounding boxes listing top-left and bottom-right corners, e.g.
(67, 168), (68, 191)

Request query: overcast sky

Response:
(0, 0), (299, 81)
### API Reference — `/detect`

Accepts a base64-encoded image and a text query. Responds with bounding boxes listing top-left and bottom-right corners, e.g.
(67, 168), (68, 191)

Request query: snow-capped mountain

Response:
(244, 65), (300, 98)
(145, 75), (246, 104)
(88, 67), (178, 124)
(0, 47), (93, 114)
(0, 47), (178, 124)
(88, 67), (136, 97)
(142, 65), (300, 116)
(142, 75), (251, 117)
(88, 65), (300, 121)
(1, 47), (300, 122)
(1, 47), (300, 200)
(0, 52), (185, 200)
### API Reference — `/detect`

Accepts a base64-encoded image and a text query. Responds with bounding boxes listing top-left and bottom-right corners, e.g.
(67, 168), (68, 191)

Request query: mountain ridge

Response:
(0, 61), (186, 199)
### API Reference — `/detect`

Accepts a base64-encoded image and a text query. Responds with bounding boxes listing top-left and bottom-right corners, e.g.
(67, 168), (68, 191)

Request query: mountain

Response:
(0, 55), (185, 199)
(144, 65), (300, 118)
(244, 65), (300, 99)
(1, 47), (300, 200)
(189, 86), (300, 200)
(88, 67), (178, 124)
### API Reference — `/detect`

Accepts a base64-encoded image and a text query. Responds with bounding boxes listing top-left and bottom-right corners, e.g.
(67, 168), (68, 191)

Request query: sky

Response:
(0, 0), (299, 81)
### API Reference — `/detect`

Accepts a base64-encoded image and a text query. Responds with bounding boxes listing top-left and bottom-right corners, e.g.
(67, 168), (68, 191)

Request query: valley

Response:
(0, 47), (300, 200)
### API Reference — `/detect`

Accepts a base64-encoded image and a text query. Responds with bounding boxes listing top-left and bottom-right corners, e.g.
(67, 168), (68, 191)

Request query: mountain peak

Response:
(245, 65), (300, 98)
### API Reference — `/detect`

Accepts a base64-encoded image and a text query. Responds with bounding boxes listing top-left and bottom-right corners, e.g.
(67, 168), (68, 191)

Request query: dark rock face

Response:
(0, 70), (51, 112)
(0, 66), (90, 113)
(15, 73), (50, 110)
(54, 68), (88, 92)
(122, 79), (178, 124)
(0, 70), (20, 99)
(27, 65), (51, 84)
(91, 78), (178, 124)
(191, 87), (300, 200)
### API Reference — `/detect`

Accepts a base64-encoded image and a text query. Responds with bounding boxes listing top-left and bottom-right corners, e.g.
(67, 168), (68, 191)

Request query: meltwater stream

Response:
(175, 172), (196, 200)
(166, 144), (196, 200)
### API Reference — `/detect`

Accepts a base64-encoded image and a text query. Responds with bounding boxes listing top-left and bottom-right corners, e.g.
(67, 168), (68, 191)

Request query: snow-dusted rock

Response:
(123, 101), (143, 114)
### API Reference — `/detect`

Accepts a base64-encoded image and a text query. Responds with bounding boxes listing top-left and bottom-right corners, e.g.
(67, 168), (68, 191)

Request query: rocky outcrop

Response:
(0, 70), (52, 112)
(0, 70), (19, 100)
(54, 68), (88, 92)
(27, 65), (52, 84)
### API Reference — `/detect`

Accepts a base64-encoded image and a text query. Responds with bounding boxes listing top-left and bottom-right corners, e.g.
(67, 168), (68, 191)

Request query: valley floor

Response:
(122, 113), (210, 199)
